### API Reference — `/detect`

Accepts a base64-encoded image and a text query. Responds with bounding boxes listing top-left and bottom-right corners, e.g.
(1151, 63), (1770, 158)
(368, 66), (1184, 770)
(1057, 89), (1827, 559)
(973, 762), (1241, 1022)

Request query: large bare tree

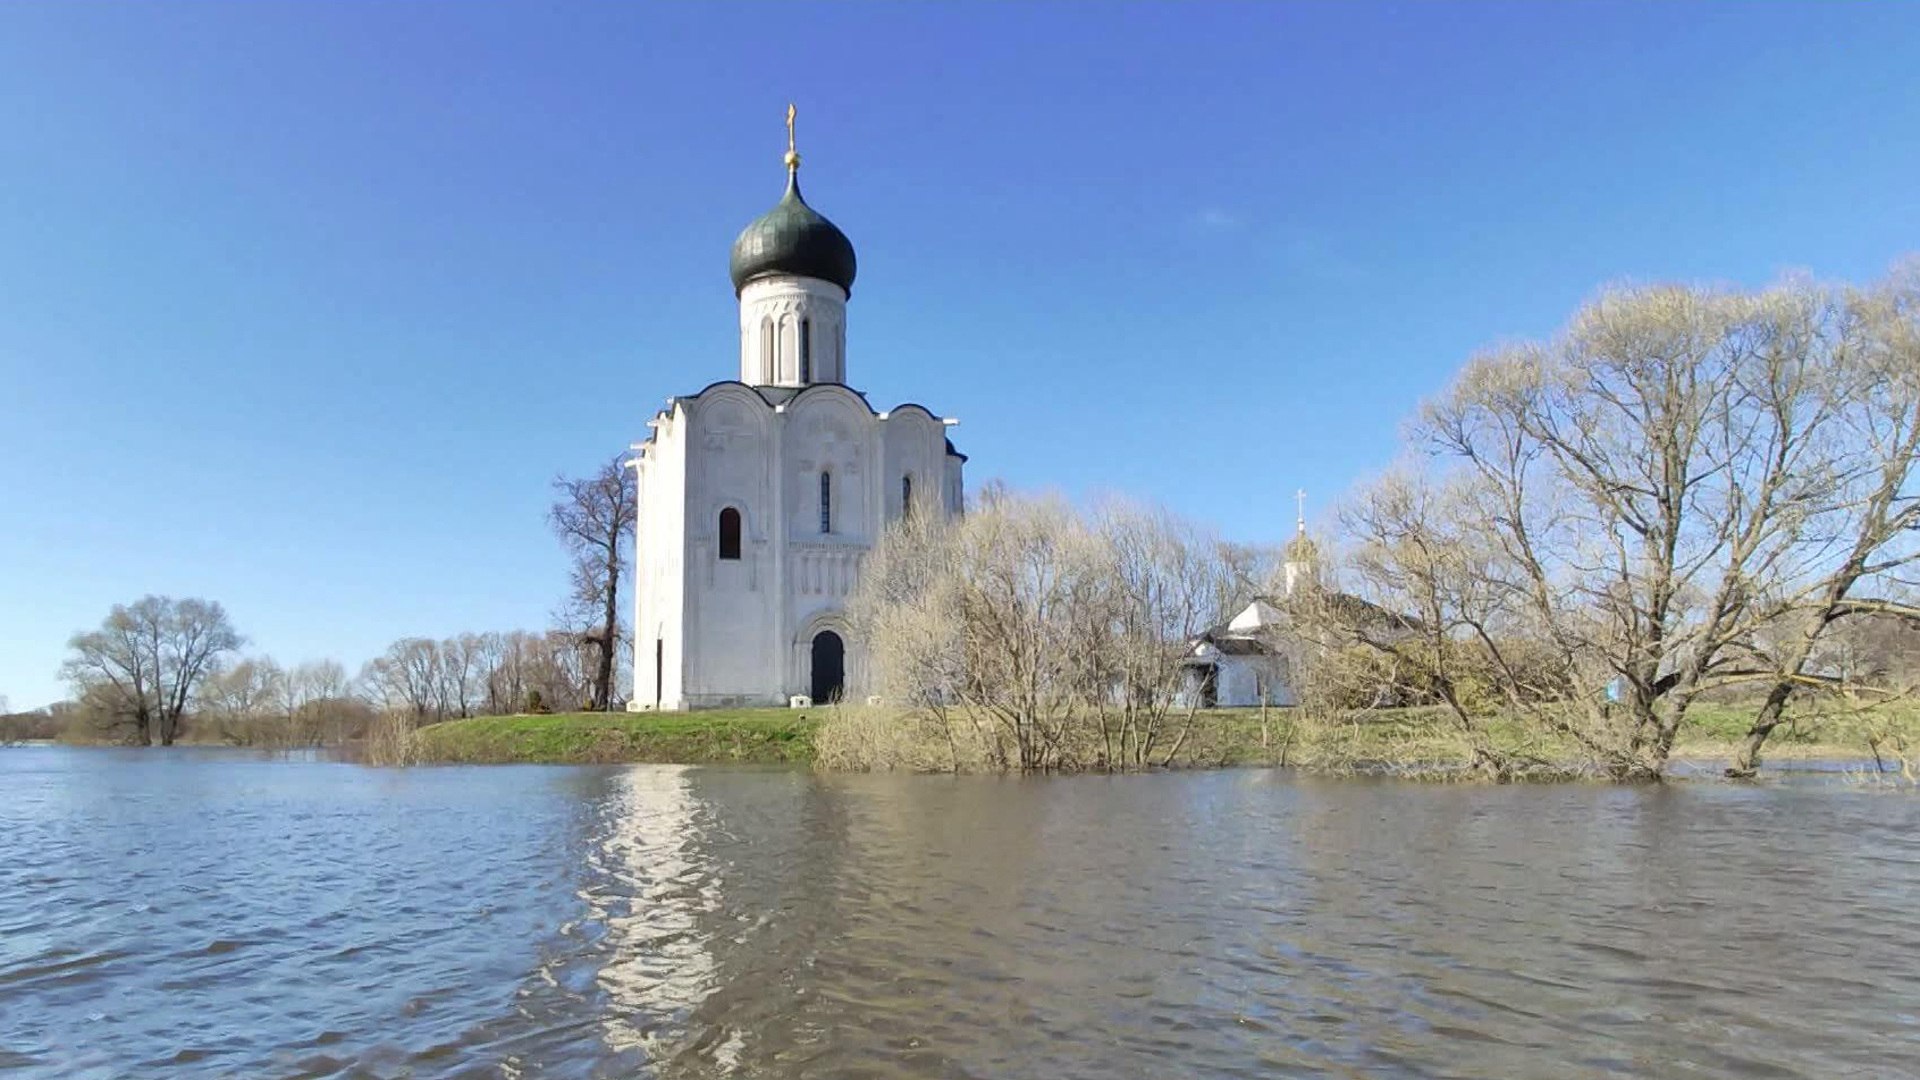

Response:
(1418, 283), (1853, 777)
(61, 596), (242, 746)
(1727, 266), (1920, 774)
(1357, 268), (1920, 779)
(548, 454), (637, 711)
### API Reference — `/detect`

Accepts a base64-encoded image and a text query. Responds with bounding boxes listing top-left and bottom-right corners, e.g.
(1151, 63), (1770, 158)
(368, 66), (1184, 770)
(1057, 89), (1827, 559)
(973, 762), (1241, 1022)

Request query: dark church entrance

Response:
(810, 630), (845, 704)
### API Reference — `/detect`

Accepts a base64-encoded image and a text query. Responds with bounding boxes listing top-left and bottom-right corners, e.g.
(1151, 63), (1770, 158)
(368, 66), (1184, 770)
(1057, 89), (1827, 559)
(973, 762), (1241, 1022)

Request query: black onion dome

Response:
(729, 172), (857, 295)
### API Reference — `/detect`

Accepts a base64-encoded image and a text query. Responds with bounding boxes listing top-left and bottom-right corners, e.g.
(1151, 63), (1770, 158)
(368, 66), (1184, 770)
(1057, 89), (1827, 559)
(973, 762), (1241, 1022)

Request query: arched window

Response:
(819, 470), (832, 534)
(901, 474), (913, 521)
(759, 316), (774, 383)
(718, 507), (742, 560)
(800, 318), (813, 383)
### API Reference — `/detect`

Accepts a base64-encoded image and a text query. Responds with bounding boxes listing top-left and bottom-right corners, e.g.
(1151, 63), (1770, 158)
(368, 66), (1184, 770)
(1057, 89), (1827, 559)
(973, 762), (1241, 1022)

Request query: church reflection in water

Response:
(577, 766), (737, 1066)
(566, 766), (845, 1075)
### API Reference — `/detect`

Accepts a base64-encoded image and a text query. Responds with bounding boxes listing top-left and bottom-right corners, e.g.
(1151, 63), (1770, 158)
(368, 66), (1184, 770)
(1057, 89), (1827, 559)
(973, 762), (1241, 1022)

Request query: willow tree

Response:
(61, 596), (242, 746)
(1406, 275), (1900, 779)
(858, 494), (1107, 770)
(851, 493), (1231, 771)
(1726, 266), (1920, 775)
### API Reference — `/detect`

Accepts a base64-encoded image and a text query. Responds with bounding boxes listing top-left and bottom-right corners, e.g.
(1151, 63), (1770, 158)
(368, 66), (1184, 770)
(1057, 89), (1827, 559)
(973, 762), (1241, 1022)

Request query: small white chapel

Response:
(629, 108), (965, 710)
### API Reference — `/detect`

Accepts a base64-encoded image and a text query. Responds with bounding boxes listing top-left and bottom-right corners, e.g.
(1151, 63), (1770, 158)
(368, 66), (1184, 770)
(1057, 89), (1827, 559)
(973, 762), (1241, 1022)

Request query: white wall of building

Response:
(633, 405), (689, 711)
(633, 378), (962, 710)
(1179, 650), (1297, 709)
(737, 275), (848, 386)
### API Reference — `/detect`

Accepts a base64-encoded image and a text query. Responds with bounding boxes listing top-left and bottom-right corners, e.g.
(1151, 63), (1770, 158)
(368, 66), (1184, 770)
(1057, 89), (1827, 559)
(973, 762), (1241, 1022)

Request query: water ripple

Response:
(4, 751), (1920, 1077)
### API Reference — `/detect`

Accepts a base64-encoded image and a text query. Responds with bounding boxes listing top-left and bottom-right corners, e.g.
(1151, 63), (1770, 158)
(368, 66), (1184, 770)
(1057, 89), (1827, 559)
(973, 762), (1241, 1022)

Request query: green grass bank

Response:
(410, 703), (1914, 772)
(412, 708), (1284, 767)
(413, 709), (818, 765)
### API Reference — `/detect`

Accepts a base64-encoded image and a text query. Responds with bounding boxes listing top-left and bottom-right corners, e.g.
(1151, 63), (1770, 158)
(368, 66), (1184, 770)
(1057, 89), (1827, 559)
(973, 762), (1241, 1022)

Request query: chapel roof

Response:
(1203, 636), (1278, 656)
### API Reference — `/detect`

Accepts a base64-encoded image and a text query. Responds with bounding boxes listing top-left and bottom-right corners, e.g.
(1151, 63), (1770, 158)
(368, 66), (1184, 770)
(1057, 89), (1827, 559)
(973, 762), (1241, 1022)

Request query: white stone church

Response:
(629, 115), (965, 710)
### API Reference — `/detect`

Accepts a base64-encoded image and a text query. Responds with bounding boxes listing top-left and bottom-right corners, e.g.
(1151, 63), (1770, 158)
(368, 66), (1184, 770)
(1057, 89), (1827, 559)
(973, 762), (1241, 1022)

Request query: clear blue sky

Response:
(2, 3), (1915, 709)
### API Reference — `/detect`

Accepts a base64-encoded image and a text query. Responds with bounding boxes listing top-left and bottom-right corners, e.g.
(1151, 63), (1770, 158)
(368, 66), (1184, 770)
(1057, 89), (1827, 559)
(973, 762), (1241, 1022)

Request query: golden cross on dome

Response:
(784, 103), (800, 172)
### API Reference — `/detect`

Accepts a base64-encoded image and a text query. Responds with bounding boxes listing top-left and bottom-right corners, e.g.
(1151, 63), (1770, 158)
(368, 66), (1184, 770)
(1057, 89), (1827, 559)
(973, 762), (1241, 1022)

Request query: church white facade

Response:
(629, 115), (965, 710)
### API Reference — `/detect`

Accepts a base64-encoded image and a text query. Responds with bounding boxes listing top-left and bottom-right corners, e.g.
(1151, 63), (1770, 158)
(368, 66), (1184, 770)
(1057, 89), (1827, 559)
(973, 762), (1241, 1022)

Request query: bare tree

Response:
(1306, 473), (1539, 778)
(282, 659), (355, 744)
(61, 605), (159, 744)
(1388, 270), (1919, 779)
(853, 493), (1093, 769)
(483, 630), (532, 714)
(852, 492), (1232, 771)
(527, 629), (595, 713)
(359, 637), (443, 723)
(1214, 541), (1285, 614)
(439, 633), (487, 720)
(1815, 604), (1920, 687)
(1087, 501), (1234, 768)
(549, 454), (636, 712)
(196, 655), (366, 748)
(198, 656), (288, 745)
(61, 596), (242, 746)
(1412, 286), (1789, 776)
(1728, 269), (1920, 774)
(0, 706), (63, 745)
(354, 627), (600, 722)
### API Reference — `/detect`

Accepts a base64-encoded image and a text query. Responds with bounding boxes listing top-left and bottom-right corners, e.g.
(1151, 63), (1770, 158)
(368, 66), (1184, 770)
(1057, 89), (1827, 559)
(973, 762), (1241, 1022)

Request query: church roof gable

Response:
(782, 381), (878, 420)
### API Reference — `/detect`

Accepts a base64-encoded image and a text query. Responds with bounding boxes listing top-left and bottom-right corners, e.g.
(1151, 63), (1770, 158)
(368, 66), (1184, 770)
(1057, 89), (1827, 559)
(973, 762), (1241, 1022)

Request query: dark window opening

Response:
(718, 507), (742, 560)
(901, 475), (913, 520)
(800, 318), (813, 383)
(819, 471), (832, 534)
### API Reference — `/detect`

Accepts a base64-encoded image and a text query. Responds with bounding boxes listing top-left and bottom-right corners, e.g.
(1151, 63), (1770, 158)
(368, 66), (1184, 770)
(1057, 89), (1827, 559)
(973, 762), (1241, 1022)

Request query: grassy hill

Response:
(413, 709), (817, 765)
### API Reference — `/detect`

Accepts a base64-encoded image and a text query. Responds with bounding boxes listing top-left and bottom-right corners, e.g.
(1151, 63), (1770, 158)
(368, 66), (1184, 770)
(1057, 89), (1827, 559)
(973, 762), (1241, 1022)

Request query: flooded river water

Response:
(3, 748), (1917, 1077)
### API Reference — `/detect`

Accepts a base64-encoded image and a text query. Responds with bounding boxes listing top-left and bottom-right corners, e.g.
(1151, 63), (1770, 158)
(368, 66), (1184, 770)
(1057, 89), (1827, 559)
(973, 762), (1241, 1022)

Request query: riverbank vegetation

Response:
(1322, 268), (1920, 781)
(808, 698), (1920, 775)
(388, 701), (1916, 771)
(848, 492), (1256, 772)
(844, 267), (1920, 782)
(15, 692), (1914, 778)
(809, 691), (1920, 780)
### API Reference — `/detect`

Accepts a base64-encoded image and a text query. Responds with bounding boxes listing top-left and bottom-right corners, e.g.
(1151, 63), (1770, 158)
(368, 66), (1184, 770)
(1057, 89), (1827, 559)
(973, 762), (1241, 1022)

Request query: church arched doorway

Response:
(810, 631), (845, 704)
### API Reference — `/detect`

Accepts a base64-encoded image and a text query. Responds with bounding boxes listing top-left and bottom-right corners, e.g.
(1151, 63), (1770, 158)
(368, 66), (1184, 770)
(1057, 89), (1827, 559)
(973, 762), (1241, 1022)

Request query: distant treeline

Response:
(28, 611), (632, 749)
(14, 452), (640, 749)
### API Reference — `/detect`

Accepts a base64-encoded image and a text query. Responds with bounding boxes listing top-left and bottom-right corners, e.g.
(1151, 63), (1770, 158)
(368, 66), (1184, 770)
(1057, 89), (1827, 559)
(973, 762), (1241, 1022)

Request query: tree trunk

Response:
(1727, 682), (1793, 778)
(594, 546), (619, 711)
